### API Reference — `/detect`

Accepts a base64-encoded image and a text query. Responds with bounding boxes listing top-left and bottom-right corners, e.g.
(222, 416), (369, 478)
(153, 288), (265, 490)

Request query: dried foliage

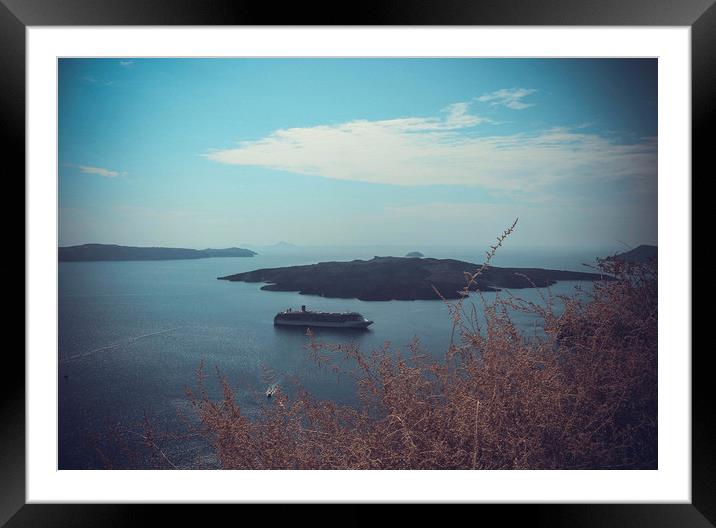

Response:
(184, 226), (657, 470)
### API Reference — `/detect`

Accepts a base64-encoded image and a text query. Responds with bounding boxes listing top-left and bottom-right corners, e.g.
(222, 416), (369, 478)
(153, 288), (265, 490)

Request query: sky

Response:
(58, 58), (657, 249)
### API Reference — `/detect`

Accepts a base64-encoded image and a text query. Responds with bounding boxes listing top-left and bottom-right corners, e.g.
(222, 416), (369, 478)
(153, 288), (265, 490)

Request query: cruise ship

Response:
(274, 305), (373, 329)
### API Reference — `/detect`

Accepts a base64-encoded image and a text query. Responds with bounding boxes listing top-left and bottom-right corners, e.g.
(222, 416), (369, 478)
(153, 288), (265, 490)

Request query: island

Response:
(218, 256), (609, 301)
(405, 251), (424, 258)
(59, 243), (257, 262)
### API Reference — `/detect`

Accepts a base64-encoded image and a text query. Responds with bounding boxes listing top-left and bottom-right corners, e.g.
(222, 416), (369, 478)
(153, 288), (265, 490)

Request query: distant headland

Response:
(609, 245), (657, 263)
(59, 243), (257, 262)
(405, 251), (424, 258)
(218, 256), (609, 301)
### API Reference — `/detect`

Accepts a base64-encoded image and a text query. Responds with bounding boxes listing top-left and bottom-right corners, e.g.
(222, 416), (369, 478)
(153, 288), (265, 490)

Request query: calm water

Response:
(58, 246), (614, 469)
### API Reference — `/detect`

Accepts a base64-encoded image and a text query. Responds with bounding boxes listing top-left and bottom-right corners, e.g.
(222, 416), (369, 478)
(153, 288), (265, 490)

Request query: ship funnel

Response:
(301, 305), (306, 312)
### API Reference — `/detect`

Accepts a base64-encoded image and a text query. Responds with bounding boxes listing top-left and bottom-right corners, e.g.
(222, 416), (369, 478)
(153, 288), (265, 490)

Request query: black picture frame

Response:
(2, 0), (707, 525)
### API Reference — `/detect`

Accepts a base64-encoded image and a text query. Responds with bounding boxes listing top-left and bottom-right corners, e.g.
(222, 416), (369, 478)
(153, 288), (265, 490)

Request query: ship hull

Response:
(274, 319), (373, 329)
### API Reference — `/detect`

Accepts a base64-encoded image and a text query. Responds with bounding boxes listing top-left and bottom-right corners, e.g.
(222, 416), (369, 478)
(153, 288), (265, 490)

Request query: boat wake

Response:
(60, 327), (181, 363)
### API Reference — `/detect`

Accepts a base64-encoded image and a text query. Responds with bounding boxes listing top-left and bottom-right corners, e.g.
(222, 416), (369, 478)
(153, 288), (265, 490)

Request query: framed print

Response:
(3, 0), (708, 525)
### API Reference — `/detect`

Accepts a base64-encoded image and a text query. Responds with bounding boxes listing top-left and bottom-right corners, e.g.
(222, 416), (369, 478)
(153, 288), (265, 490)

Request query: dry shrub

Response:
(186, 231), (657, 470)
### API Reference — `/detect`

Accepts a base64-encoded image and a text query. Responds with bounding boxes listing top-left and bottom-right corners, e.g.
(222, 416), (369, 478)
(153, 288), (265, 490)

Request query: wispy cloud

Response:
(204, 99), (656, 193)
(81, 76), (115, 86)
(477, 88), (537, 110)
(77, 165), (122, 178)
(119, 60), (134, 68)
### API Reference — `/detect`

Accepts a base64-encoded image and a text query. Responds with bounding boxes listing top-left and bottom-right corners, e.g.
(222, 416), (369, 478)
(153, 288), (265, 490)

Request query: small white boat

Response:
(265, 383), (279, 398)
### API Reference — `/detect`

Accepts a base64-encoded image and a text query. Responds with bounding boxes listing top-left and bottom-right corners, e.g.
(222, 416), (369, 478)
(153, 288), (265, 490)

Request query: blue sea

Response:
(58, 245), (616, 469)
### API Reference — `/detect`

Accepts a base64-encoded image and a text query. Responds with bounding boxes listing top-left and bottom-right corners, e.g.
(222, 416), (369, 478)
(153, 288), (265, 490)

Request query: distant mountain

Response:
(219, 256), (610, 301)
(405, 251), (424, 258)
(239, 241), (298, 251)
(610, 245), (657, 263)
(271, 241), (297, 248)
(59, 244), (257, 262)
